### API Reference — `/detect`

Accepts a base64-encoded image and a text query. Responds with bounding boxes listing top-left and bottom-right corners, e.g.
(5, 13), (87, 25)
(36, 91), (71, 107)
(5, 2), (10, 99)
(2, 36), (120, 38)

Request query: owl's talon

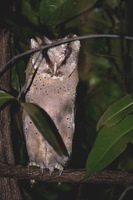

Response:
(28, 161), (37, 167)
(55, 163), (64, 176)
(48, 163), (63, 176)
(28, 161), (45, 174)
(49, 166), (54, 176)
(59, 169), (63, 177)
(39, 162), (45, 174)
(55, 163), (63, 171)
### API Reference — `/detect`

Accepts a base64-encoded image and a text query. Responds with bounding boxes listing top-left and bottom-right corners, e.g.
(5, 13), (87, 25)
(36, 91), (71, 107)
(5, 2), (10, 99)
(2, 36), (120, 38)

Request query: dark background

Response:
(1, 0), (133, 199)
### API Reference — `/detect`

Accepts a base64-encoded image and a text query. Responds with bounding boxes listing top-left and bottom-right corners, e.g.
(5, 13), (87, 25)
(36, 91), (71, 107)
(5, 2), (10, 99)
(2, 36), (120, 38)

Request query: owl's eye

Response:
(42, 50), (52, 65)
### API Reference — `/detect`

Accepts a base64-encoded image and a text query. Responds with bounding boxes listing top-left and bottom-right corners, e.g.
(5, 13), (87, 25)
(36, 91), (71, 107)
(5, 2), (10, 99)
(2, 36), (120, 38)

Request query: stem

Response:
(1, 34), (133, 74)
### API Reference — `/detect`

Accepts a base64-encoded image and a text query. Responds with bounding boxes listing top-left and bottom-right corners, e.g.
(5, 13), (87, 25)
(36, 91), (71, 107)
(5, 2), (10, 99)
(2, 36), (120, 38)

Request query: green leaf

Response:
(21, 102), (68, 157)
(21, 0), (39, 26)
(40, 0), (98, 26)
(85, 115), (133, 178)
(96, 94), (133, 131)
(0, 90), (15, 107)
(103, 0), (120, 9)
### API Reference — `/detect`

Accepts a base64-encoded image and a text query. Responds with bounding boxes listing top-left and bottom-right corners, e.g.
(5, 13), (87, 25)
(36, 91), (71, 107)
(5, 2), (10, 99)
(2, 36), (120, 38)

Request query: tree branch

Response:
(0, 163), (133, 186)
(1, 34), (133, 74)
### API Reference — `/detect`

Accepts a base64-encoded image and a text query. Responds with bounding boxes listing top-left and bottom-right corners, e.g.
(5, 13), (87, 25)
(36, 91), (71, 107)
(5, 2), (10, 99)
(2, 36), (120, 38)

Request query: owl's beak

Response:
(53, 62), (57, 75)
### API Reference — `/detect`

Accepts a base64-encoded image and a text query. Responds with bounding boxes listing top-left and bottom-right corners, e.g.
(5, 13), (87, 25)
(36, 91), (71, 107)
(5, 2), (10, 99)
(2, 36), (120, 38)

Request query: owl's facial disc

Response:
(46, 43), (72, 76)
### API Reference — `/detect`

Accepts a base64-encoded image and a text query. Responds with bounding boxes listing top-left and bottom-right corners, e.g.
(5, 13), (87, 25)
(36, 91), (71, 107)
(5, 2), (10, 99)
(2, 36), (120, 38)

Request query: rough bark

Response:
(0, 29), (22, 200)
(0, 163), (133, 186)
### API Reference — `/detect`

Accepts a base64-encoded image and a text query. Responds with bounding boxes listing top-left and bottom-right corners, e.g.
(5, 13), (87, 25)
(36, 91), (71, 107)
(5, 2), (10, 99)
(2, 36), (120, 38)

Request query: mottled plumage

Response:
(23, 35), (80, 174)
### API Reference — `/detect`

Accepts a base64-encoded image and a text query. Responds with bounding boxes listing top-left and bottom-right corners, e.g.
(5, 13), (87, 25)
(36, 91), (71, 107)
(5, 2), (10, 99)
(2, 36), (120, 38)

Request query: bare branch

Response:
(0, 163), (133, 186)
(1, 34), (133, 74)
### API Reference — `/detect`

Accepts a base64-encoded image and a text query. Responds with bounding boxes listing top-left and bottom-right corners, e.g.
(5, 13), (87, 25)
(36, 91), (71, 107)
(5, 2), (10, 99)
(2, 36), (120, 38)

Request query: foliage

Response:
(85, 114), (133, 178)
(96, 94), (133, 130)
(0, 90), (15, 107)
(1, 0), (133, 199)
(0, 90), (68, 157)
(21, 102), (68, 156)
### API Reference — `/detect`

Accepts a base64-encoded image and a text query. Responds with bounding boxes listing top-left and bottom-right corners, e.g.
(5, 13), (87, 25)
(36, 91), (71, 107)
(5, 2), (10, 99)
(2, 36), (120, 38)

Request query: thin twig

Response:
(18, 51), (42, 99)
(1, 34), (133, 74)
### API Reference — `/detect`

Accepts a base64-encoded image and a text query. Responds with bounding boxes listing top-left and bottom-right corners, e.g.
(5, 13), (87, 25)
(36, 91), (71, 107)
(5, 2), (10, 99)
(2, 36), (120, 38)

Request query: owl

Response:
(23, 34), (80, 175)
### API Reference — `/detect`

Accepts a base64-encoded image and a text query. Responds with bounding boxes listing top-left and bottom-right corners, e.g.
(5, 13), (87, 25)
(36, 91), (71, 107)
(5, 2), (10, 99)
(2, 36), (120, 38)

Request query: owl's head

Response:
(30, 34), (80, 79)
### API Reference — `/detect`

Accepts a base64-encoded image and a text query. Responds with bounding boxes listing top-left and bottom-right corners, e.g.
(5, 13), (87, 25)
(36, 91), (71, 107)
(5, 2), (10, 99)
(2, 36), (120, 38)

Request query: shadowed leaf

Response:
(0, 90), (15, 107)
(96, 94), (133, 131)
(21, 102), (68, 157)
(40, 0), (98, 25)
(85, 115), (133, 178)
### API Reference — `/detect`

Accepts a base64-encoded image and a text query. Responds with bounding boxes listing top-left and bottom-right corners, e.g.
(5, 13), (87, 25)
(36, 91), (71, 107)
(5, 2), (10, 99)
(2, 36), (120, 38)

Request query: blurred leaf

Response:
(21, 102), (68, 157)
(79, 8), (113, 33)
(117, 148), (133, 172)
(21, 0), (39, 26)
(103, 0), (120, 9)
(85, 115), (133, 178)
(97, 94), (133, 131)
(0, 90), (15, 107)
(40, 0), (98, 26)
(87, 53), (112, 70)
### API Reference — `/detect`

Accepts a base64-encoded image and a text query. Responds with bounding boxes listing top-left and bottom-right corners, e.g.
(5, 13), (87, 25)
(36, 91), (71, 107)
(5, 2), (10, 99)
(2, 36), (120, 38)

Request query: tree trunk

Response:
(0, 29), (22, 200)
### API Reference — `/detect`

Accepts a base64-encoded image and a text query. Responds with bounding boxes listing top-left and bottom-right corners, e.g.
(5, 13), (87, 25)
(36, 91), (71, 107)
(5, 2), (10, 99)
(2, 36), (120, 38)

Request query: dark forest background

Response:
(1, 0), (133, 199)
